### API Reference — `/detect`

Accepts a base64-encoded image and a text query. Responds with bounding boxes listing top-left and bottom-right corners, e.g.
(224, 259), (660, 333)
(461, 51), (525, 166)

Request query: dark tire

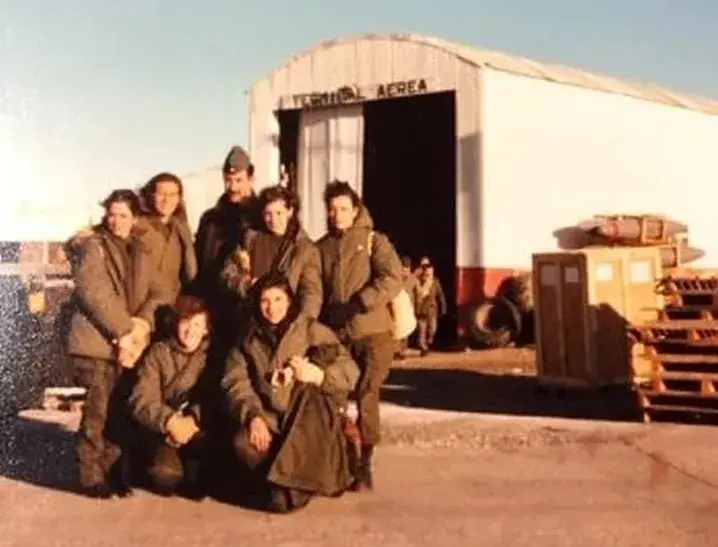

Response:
(467, 297), (522, 349)
(496, 273), (534, 314)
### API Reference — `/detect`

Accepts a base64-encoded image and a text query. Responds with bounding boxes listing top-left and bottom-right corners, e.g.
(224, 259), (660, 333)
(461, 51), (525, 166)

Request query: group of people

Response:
(63, 145), (406, 513)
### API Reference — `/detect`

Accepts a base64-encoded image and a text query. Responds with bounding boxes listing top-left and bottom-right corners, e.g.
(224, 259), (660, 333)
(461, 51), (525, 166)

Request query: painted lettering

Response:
(292, 85), (366, 108)
(292, 79), (429, 109)
(376, 78), (428, 99)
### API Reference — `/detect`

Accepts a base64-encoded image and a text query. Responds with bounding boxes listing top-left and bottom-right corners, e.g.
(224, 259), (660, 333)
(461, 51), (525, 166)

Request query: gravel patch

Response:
(381, 418), (647, 451)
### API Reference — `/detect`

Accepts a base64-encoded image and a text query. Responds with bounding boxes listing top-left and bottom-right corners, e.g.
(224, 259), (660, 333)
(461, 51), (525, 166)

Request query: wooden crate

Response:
(533, 247), (663, 388)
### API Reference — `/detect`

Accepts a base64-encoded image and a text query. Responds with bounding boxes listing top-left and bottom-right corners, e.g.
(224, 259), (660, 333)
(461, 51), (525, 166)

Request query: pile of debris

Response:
(573, 213), (703, 269)
(468, 213), (704, 351)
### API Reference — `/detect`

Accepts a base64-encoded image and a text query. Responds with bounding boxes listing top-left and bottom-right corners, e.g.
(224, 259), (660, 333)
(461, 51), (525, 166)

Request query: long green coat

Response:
(222, 314), (359, 495)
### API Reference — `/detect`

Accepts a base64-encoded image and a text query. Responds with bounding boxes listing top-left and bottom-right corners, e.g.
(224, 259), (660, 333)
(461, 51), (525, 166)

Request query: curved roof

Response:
(264, 33), (718, 116)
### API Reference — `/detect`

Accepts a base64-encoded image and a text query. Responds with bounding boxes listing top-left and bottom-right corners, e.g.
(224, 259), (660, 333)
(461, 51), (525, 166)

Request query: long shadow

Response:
(382, 368), (641, 422)
(0, 414), (80, 494)
(0, 412), (276, 507)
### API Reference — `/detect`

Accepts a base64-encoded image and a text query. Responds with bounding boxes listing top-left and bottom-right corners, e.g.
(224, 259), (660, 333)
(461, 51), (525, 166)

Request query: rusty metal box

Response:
(532, 246), (663, 388)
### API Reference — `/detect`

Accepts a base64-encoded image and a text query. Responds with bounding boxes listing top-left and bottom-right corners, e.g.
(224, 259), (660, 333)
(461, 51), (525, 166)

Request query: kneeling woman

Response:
(128, 296), (211, 497)
(221, 274), (360, 513)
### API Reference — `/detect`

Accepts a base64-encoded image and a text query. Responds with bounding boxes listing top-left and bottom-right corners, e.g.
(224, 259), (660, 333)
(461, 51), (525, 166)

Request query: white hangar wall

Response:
(181, 166), (224, 233)
(480, 69), (718, 269)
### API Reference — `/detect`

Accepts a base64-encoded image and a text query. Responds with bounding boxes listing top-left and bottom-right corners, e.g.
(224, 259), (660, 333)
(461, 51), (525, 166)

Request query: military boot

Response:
(350, 444), (374, 492)
(82, 483), (114, 499)
(108, 455), (134, 498)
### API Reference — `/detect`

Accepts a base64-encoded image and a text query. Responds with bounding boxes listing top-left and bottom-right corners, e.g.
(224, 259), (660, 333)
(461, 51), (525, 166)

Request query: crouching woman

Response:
(128, 295), (211, 498)
(221, 273), (360, 513)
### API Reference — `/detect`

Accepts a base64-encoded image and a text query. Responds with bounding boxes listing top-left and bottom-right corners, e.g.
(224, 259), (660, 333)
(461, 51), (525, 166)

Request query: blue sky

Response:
(1, 0), (717, 210)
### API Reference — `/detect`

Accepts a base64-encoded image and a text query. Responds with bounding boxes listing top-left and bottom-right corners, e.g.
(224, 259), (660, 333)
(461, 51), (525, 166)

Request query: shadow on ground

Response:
(383, 366), (718, 426)
(0, 414), (79, 494)
(0, 413), (286, 512)
(382, 367), (641, 422)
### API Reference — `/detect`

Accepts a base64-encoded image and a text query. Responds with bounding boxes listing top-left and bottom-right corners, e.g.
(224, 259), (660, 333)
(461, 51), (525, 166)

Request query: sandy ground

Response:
(2, 349), (718, 545)
(3, 402), (718, 546)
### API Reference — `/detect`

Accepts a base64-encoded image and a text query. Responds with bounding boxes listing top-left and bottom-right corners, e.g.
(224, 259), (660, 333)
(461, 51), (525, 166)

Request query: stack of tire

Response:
(467, 273), (535, 350)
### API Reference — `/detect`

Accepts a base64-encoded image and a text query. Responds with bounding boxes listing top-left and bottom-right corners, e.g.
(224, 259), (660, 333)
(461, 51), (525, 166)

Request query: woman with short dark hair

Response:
(316, 180), (403, 491)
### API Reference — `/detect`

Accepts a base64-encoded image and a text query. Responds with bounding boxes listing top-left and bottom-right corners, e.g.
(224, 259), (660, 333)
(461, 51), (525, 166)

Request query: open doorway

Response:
(362, 91), (457, 346)
(276, 109), (300, 192)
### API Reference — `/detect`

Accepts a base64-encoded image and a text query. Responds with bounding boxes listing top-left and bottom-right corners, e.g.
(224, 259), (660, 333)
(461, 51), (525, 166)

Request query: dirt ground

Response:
(3, 408), (718, 546)
(3, 348), (718, 545)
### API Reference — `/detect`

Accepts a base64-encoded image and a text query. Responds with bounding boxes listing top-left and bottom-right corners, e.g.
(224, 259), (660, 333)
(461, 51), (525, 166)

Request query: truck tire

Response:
(467, 297), (522, 349)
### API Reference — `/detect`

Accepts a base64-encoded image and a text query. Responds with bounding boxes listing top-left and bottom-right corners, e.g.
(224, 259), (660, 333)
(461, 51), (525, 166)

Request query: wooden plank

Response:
(641, 338), (718, 347)
(637, 319), (718, 329)
(643, 403), (718, 415)
(643, 305), (718, 312)
(645, 353), (718, 364)
(639, 388), (718, 399)
(666, 289), (715, 296)
(650, 371), (718, 381)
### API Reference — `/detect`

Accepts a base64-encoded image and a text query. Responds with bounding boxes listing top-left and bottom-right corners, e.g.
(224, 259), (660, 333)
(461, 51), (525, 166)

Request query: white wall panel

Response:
(481, 69), (718, 269)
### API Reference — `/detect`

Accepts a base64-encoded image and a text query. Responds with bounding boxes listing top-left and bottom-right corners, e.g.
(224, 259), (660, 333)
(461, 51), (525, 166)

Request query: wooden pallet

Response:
(657, 277), (718, 307)
(636, 346), (718, 422)
(633, 319), (718, 347)
(656, 306), (718, 321)
(629, 276), (718, 422)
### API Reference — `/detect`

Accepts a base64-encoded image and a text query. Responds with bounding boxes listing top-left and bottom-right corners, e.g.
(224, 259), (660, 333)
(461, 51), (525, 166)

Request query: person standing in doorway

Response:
(395, 256), (418, 359)
(414, 257), (447, 356)
(316, 180), (402, 492)
(193, 146), (263, 315)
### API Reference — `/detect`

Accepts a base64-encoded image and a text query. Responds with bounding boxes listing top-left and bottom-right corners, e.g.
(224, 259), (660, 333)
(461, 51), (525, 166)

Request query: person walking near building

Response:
(414, 257), (447, 355)
(395, 255), (418, 359)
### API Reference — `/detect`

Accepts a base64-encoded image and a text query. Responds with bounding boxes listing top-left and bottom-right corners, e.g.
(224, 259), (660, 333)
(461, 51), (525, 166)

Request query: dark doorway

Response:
(276, 109), (300, 191)
(362, 91), (457, 346)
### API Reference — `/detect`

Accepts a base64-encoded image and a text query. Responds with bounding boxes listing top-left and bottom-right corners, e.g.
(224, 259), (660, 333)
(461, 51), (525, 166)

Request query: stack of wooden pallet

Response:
(632, 276), (718, 422)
